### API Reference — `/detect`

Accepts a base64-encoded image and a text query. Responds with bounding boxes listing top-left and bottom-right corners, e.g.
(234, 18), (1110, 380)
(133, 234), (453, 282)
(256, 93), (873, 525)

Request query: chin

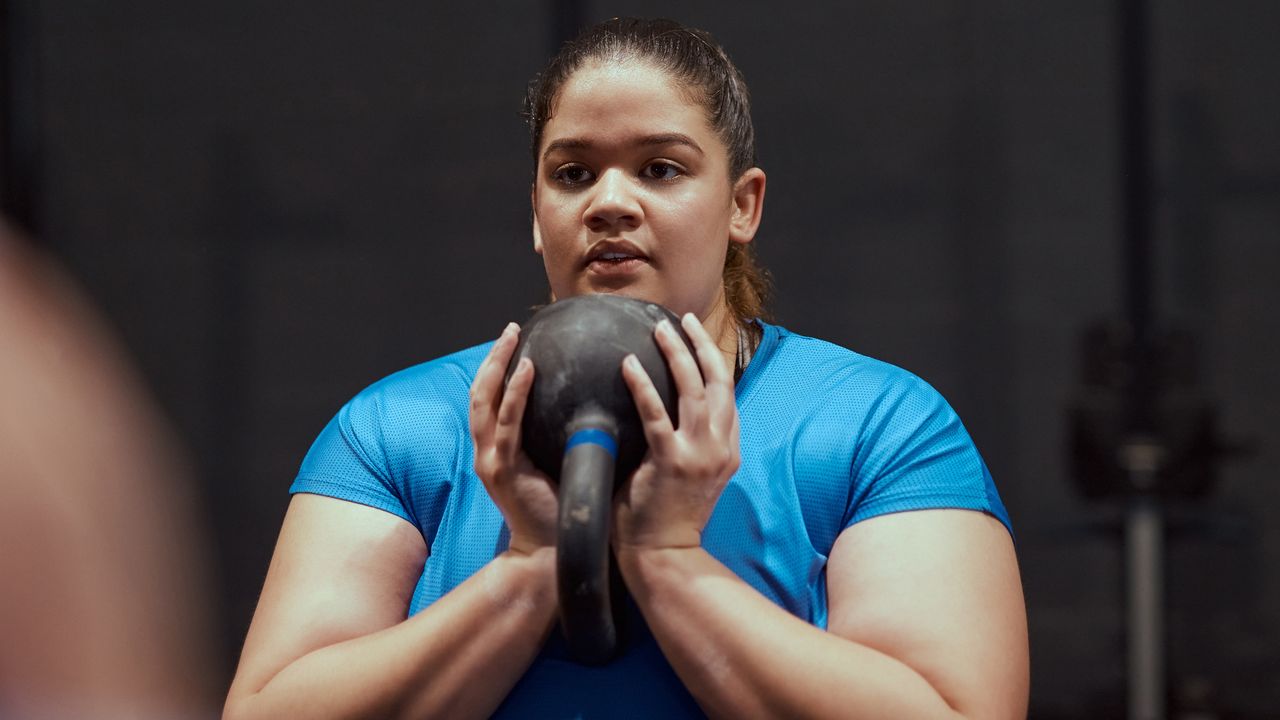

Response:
(569, 282), (660, 304)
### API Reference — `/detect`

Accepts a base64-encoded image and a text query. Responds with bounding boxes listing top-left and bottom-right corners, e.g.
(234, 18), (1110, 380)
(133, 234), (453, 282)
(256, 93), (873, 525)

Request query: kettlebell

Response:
(505, 294), (693, 665)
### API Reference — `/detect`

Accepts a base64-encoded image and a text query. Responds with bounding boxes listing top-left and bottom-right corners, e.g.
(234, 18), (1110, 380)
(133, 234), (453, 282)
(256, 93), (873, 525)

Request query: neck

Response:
(699, 293), (740, 377)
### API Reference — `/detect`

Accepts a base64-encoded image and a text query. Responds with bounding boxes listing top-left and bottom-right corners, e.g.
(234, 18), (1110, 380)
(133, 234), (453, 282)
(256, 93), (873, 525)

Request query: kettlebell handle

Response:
(556, 412), (619, 664)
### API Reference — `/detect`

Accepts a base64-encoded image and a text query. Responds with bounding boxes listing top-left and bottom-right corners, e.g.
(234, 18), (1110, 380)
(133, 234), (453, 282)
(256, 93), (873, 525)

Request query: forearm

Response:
(617, 547), (963, 720)
(226, 549), (556, 720)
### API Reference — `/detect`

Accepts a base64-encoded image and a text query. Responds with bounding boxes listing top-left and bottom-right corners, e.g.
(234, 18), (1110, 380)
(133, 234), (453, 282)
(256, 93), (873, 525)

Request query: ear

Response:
(728, 167), (766, 246)
(530, 184), (544, 255)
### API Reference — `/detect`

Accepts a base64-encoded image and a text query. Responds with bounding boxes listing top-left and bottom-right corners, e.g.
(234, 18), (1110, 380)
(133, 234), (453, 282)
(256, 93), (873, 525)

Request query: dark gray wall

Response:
(25, 1), (1280, 716)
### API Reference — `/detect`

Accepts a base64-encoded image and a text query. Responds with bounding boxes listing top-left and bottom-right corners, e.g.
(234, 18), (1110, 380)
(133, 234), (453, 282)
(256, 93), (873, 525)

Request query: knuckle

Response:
(641, 401), (667, 423)
(495, 404), (514, 424)
(670, 455), (700, 478)
(493, 435), (515, 457)
(724, 452), (740, 475)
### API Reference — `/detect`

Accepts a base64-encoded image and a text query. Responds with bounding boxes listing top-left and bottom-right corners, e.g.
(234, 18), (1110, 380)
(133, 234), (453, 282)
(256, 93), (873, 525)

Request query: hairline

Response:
(537, 55), (742, 178)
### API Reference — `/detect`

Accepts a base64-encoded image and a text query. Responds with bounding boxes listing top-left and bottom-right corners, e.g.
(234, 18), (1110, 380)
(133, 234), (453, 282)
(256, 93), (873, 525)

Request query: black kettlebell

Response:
(505, 294), (693, 665)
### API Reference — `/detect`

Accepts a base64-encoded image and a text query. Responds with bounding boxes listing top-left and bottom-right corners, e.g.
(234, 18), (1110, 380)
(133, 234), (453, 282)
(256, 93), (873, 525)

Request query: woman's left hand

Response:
(613, 313), (740, 552)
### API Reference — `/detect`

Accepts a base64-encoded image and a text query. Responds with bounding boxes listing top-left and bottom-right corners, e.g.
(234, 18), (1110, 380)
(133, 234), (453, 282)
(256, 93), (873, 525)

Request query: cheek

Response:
(535, 202), (573, 247)
(535, 219), (577, 282)
(662, 190), (733, 248)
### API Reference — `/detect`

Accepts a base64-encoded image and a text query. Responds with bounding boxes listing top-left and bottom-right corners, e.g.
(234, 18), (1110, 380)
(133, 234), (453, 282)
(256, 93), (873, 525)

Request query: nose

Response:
(583, 168), (642, 232)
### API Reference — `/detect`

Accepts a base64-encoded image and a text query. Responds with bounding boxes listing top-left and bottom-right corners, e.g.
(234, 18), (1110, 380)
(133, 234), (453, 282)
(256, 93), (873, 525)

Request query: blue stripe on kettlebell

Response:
(565, 428), (618, 459)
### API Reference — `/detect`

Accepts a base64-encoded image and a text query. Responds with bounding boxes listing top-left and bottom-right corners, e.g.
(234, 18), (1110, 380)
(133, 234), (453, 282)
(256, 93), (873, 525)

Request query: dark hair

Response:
(522, 17), (772, 325)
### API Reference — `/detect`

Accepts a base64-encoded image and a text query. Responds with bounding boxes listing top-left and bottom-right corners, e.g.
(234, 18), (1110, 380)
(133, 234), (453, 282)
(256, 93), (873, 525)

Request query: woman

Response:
(225, 18), (1028, 719)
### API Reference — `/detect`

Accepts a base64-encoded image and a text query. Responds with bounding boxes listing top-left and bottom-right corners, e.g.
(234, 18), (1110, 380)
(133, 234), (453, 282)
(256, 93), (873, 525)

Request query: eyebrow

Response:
(541, 133), (705, 161)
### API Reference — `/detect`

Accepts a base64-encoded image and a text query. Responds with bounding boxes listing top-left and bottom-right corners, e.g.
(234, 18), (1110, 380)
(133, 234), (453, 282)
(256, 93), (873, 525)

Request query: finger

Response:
(621, 354), (675, 452)
(681, 313), (736, 414)
(474, 323), (520, 394)
(493, 357), (534, 459)
(654, 320), (707, 422)
(470, 322), (520, 441)
(680, 313), (732, 386)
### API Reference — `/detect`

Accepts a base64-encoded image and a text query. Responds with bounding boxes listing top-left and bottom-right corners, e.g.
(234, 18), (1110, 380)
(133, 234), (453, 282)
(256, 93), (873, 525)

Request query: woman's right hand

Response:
(470, 322), (558, 555)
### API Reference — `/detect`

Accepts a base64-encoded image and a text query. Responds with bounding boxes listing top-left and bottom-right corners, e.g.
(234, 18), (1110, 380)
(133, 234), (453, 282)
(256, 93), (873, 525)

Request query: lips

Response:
(584, 239), (649, 267)
(583, 240), (651, 280)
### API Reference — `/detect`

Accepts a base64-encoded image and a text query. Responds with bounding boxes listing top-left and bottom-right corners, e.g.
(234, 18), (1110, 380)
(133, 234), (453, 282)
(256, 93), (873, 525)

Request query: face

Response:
(532, 60), (763, 325)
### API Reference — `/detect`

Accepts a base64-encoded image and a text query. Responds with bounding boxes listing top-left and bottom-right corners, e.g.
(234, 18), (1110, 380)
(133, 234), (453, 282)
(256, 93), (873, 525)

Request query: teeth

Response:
(599, 252), (632, 260)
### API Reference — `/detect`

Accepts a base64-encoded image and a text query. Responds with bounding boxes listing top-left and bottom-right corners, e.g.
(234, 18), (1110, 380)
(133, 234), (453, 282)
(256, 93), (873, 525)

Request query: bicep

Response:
(826, 509), (1028, 719)
(228, 493), (428, 701)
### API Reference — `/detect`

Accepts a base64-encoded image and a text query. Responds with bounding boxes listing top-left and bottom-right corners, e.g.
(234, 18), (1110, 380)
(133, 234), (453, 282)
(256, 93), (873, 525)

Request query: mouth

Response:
(584, 240), (650, 276)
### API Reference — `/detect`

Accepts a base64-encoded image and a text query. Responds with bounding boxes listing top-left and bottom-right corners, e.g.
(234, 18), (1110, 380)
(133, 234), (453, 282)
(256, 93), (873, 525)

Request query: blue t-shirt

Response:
(291, 321), (1010, 718)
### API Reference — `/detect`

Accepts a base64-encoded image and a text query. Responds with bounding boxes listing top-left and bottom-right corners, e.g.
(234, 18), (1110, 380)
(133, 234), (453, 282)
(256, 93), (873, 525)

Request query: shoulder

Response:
(341, 342), (494, 426)
(749, 322), (941, 413)
(303, 341), (494, 477)
(361, 342), (493, 399)
(755, 323), (1011, 535)
(294, 341), (496, 521)
(748, 323), (982, 490)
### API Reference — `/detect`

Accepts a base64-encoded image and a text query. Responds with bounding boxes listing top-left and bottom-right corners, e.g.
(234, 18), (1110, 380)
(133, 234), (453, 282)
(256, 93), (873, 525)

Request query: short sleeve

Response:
(844, 374), (1012, 536)
(288, 347), (486, 547)
(291, 388), (416, 525)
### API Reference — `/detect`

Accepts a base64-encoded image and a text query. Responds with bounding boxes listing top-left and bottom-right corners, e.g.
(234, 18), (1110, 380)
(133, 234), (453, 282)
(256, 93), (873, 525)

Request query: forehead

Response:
(543, 60), (717, 147)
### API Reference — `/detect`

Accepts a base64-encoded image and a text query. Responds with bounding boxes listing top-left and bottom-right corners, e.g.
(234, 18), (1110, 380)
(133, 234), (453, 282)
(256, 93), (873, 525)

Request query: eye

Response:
(550, 164), (594, 186)
(642, 161), (684, 181)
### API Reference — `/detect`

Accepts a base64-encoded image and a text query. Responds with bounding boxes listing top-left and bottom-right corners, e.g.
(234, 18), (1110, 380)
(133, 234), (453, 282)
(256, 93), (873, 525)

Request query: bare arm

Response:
(225, 322), (561, 720)
(223, 495), (556, 720)
(615, 314), (1028, 719)
(617, 510), (1028, 719)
